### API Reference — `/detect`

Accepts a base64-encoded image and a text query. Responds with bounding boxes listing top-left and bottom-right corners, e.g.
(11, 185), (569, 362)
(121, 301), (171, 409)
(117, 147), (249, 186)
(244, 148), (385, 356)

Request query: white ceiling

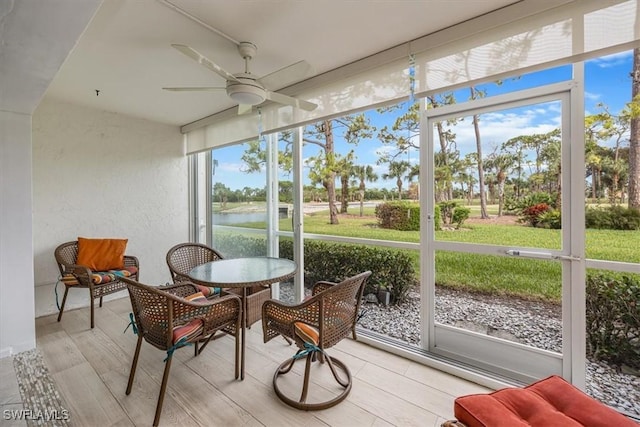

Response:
(44, 0), (520, 126)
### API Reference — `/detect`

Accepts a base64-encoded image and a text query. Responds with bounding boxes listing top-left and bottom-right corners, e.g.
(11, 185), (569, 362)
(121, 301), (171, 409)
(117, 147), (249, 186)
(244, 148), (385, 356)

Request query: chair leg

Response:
(325, 354), (350, 388)
(299, 353), (314, 404)
(99, 296), (103, 308)
(153, 354), (173, 427)
(194, 331), (217, 357)
(57, 287), (69, 322)
(126, 335), (143, 395)
(89, 288), (96, 329)
(273, 351), (353, 411)
(234, 326), (240, 379)
(90, 302), (95, 328)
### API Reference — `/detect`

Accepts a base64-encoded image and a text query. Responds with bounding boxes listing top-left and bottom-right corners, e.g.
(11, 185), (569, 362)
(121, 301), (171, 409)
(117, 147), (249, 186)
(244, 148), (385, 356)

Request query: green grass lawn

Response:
(227, 205), (639, 303)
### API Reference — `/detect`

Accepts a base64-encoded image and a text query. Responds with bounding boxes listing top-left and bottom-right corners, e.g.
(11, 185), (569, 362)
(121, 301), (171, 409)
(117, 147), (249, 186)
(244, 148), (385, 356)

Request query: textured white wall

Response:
(0, 111), (36, 358)
(32, 98), (189, 316)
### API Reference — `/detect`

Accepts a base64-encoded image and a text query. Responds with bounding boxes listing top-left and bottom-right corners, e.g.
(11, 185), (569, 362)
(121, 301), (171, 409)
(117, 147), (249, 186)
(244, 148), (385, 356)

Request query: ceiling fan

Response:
(163, 41), (318, 115)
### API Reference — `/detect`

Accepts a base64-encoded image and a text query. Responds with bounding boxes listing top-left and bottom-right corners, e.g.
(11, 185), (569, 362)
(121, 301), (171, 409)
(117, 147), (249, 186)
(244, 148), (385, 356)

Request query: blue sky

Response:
(212, 49), (635, 191)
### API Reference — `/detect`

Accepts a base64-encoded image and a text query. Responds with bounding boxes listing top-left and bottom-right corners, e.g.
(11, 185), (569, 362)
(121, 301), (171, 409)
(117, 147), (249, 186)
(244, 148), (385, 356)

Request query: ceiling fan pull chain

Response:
(257, 107), (264, 142)
(408, 53), (416, 105)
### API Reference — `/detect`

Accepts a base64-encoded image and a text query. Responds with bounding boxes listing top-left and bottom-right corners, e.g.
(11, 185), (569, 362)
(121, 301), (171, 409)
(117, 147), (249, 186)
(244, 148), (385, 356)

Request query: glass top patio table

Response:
(188, 257), (297, 288)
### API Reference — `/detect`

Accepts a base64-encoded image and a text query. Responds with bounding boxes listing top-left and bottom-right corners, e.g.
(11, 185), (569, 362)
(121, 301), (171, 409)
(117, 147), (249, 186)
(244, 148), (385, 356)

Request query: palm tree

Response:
(629, 47), (640, 209)
(383, 161), (411, 200)
(353, 165), (379, 216)
(485, 152), (516, 216)
(336, 151), (356, 213)
(469, 86), (489, 219)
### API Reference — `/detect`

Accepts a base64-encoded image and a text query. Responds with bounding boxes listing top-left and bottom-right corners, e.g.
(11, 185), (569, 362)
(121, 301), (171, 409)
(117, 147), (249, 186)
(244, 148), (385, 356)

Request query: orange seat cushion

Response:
(77, 237), (128, 271)
(294, 322), (319, 345)
(454, 375), (638, 427)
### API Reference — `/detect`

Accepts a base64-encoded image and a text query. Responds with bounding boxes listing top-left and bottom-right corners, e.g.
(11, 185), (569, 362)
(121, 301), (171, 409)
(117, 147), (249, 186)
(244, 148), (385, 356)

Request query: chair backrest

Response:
(54, 241), (79, 275)
(318, 271), (371, 348)
(166, 243), (224, 283)
(121, 276), (174, 349)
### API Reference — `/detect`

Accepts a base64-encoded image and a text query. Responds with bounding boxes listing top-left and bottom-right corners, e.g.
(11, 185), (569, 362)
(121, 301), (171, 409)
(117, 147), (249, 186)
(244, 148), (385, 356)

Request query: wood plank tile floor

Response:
(23, 297), (491, 426)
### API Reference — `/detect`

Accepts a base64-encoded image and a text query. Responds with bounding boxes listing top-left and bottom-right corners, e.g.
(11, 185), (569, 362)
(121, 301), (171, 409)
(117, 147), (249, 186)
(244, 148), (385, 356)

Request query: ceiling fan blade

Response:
(171, 44), (240, 83)
(163, 86), (225, 91)
(237, 104), (253, 115)
(258, 60), (314, 90)
(266, 91), (318, 112)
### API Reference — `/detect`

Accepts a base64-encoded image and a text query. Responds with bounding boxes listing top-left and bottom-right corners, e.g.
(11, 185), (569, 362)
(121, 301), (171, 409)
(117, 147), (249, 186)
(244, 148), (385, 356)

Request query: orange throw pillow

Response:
(77, 237), (128, 271)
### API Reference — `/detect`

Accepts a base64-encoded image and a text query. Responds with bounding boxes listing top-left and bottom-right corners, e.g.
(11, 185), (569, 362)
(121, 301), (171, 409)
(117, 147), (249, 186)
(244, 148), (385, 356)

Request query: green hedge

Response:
(373, 201), (443, 231)
(585, 206), (640, 230)
(214, 234), (639, 368)
(213, 234), (416, 303)
(586, 273), (640, 369)
(213, 233), (267, 257)
(280, 239), (416, 303)
(375, 201), (421, 231)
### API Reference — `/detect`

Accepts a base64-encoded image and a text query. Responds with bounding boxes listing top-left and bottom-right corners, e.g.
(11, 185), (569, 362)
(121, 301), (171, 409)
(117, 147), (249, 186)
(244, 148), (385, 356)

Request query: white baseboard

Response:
(0, 339), (36, 359)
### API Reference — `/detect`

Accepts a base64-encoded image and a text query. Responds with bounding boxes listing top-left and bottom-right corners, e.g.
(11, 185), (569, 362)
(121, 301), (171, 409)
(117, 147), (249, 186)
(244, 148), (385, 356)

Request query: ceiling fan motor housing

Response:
(226, 74), (266, 105)
(237, 42), (257, 60)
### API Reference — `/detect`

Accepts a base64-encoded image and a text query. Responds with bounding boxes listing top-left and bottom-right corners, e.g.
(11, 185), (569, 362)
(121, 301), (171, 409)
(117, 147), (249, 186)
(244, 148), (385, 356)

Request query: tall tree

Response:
(213, 182), (230, 209)
(628, 47), (640, 209)
(484, 152), (516, 216)
(539, 137), (562, 208)
(502, 136), (528, 200)
(306, 122), (340, 224)
(586, 104), (631, 204)
(377, 102), (420, 162)
(304, 115), (374, 224)
(469, 86), (489, 219)
(584, 117), (608, 200)
(242, 115), (374, 225)
(428, 95), (458, 200)
(353, 165), (379, 216)
(336, 151), (356, 213)
(383, 160), (411, 200)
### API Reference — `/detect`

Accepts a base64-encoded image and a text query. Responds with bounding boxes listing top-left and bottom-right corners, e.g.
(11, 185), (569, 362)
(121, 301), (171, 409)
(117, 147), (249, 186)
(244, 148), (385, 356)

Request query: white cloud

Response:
(588, 51), (633, 68)
(585, 91), (601, 101)
(435, 101), (562, 155)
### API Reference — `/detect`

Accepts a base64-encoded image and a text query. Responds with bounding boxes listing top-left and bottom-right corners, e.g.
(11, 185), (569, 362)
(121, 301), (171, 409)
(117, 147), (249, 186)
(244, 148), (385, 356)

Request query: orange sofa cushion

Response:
(77, 237), (128, 271)
(454, 375), (638, 427)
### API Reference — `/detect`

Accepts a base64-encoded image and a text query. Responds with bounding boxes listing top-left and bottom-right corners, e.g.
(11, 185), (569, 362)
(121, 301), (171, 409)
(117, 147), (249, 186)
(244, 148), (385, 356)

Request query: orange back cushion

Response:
(77, 237), (128, 271)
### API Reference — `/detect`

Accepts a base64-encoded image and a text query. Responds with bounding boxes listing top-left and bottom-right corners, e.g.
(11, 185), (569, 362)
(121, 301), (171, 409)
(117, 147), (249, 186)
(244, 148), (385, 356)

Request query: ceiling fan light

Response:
(227, 84), (266, 105)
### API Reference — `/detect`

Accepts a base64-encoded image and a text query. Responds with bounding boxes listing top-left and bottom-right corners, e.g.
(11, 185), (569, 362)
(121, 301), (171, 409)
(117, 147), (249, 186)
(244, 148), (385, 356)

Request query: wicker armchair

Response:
(54, 240), (139, 329)
(262, 271), (371, 410)
(166, 242), (225, 296)
(121, 276), (241, 427)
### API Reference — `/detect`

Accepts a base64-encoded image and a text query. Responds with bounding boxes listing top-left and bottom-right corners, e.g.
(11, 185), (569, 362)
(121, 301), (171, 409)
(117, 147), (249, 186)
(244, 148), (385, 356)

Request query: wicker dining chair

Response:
(262, 270), (372, 410)
(54, 240), (139, 329)
(120, 276), (242, 427)
(166, 242), (225, 297)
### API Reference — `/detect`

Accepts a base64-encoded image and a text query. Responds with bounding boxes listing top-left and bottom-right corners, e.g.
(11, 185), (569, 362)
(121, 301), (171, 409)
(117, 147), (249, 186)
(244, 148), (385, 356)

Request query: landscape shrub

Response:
(281, 239), (416, 303)
(434, 204), (442, 231)
(438, 201), (457, 225)
(375, 201), (420, 231)
(519, 203), (551, 227)
(586, 273), (640, 369)
(213, 234), (267, 257)
(452, 206), (471, 228)
(585, 205), (640, 230)
(505, 191), (557, 214)
(537, 209), (562, 229)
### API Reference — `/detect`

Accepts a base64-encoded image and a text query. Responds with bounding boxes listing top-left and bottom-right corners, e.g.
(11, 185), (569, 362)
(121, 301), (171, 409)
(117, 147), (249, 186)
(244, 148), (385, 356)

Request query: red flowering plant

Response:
(519, 202), (551, 227)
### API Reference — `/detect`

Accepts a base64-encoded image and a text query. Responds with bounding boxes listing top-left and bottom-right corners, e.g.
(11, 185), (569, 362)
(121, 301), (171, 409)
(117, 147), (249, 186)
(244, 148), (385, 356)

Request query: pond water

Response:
(213, 212), (267, 225)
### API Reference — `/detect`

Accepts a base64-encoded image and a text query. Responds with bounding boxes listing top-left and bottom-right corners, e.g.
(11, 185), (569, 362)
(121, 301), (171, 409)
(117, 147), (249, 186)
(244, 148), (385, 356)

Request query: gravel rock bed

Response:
(280, 283), (639, 417)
